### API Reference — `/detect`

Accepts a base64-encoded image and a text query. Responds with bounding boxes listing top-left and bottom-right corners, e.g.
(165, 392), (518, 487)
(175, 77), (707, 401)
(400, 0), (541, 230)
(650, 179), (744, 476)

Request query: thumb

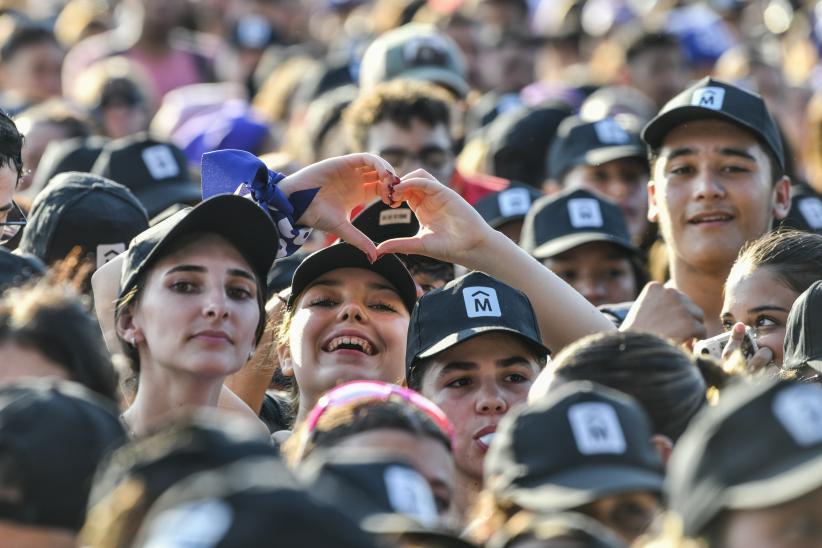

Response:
(375, 236), (426, 258)
(333, 221), (377, 263)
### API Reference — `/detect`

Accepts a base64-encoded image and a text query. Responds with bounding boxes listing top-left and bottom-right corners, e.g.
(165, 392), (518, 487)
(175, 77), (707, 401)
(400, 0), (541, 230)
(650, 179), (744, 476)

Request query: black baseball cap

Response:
(352, 200), (419, 243)
(28, 136), (106, 197)
(129, 454), (378, 548)
(486, 512), (624, 548)
(519, 188), (639, 260)
(474, 185), (543, 229)
(642, 77), (785, 171)
(118, 195), (278, 300)
(0, 247), (44, 290)
(782, 280), (822, 374)
(667, 379), (822, 536)
(780, 185), (822, 235)
(548, 116), (646, 181)
(91, 132), (201, 217)
(0, 380), (125, 531)
(19, 172), (149, 267)
(298, 451), (440, 528)
(485, 381), (664, 513)
(406, 271), (548, 378)
(287, 241), (417, 312)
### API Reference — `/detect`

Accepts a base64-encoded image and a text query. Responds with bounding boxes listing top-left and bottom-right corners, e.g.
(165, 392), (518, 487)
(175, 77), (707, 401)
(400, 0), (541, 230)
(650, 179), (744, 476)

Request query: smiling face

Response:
(283, 268), (410, 412)
(417, 332), (542, 481)
(122, 234), (260, 379)
(648, 119), (791, 275)
(722, 265), (800, 366)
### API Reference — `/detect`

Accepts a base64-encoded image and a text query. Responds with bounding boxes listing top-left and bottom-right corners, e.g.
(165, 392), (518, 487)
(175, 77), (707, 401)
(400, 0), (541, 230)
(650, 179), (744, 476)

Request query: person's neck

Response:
(668, 255), (731, 337)
(124, 361), (224, 437)
(452, 468), (482, 528)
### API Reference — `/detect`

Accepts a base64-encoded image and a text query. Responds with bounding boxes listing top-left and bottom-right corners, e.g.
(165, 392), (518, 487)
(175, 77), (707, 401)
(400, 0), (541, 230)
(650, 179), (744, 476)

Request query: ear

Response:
(115, 306), (141, 347)
(647, 178), (660, 222)
(542, 179), (560, 195)
(276, 340), (294, 378)
(771, 175), (792, 221)
(650, 434), (674, 465)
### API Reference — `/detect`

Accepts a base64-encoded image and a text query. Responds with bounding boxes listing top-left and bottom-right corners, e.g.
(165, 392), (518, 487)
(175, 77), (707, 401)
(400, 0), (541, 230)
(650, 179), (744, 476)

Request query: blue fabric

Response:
(201, 149), (318, 258)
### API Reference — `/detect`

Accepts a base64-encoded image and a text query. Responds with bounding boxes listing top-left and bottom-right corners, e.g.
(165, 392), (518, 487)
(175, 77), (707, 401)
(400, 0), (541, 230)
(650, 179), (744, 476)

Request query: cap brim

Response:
(724, 450), (822, 511)
(584, 145), (647, 167)
(642, 106), (781, 170)
(532, 232), (640, 260)
(120, 195), (278, 298)
(781, 356), (822, 373)
(417, 326), (549, 361)
(135, 180), (203, 217)
(398, 67), (469, 98)
(502, 464), (664, 513)
(287, 243), (417, 312)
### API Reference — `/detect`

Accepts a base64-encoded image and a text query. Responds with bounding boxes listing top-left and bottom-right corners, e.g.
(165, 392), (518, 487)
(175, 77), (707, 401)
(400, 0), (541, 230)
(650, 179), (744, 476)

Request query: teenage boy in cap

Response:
(545, 115), (651, 245)
(667, 379), (822, 547)
(344, 79), (508, 205)
(641, 77), (791, 337)
(485, 381), (665, 545)
(520, 188), (645, 307)
(406, 271), (549, 523)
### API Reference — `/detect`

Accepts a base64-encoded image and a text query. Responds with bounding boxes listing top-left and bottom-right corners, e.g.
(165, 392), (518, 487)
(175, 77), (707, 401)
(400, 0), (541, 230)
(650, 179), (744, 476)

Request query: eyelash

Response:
(307, 298), (399, 313)
(169, 280), (254, 300)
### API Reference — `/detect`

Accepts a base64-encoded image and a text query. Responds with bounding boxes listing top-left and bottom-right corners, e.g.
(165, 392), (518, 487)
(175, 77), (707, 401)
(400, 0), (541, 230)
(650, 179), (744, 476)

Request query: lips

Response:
(688, 210), (735, 224)
(474, 425), (497, 451)
(322, 331), (377, 356)
(192, 330), (232, 343)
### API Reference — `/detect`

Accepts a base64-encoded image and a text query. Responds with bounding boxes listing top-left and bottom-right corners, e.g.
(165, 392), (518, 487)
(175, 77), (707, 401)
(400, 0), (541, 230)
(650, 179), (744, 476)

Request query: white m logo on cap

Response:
(462, 286), (501, 318)
(142, 145), (180, 179)
(593, 119), (629, 144)
(772, 384), (822, 447)
(691, 87), (726, 110)
(568, 402), (627, 455)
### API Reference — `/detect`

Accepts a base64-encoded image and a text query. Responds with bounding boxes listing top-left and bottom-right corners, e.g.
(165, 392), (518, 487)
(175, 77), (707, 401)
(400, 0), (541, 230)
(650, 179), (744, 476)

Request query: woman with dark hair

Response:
(721, 229), (822, 372)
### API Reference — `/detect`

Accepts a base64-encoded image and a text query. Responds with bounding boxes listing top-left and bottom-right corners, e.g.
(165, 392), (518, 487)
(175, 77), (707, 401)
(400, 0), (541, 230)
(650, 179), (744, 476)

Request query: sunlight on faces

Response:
(543, 242), (638, 307)
(562, 159), (649, 243)
(649, 120), (790, 274)
(284, 268), (410, 409)
(366, 119), (454, 184)
(418, 333), (542, 481)
(722, 265), (799, 366)
(125, 234), (260, 379)
(334, 429), (455, 516)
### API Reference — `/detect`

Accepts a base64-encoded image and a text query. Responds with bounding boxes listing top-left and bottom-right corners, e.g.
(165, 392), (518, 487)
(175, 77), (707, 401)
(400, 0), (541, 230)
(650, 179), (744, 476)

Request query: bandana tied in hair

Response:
(201, 149), (318, 258)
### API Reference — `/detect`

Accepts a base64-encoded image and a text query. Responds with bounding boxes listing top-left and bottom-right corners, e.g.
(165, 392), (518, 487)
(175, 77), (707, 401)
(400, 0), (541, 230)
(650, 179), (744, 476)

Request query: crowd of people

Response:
(0, 0), (821, 546)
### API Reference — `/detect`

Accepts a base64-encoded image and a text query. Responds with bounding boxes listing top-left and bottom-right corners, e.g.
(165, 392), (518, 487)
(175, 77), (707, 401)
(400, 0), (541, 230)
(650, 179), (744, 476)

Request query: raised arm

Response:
(375, 170), (615, 352)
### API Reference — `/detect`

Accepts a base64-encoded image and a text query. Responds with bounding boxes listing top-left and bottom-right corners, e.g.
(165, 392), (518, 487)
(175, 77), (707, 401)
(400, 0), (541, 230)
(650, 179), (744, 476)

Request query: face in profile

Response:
(122, 233), (261, 378)
(282, 267), (410, 408)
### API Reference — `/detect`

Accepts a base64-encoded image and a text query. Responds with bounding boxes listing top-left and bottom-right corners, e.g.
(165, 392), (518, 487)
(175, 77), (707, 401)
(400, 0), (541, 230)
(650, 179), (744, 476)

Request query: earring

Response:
(247, 350), (254, 362)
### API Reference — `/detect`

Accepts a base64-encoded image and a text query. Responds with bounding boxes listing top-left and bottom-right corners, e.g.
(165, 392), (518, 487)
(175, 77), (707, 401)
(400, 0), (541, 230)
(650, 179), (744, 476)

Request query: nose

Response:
(337, 301), (366, 322)
(692, 169), (726, 200)
(575, 275), (607, 306)
(203, 288), (229, 319)
(475, 384), (508, 415)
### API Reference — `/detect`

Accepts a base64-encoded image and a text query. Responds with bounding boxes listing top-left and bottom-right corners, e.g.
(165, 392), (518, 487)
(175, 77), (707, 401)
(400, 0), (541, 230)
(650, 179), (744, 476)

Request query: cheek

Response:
(758, 330), (786, 360)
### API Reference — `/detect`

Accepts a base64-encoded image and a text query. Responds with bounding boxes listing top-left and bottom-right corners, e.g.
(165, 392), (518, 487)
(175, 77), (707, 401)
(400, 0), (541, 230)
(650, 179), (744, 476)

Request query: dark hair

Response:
(0, 278), (119, 402)
(625, 32), (680, 63)
(401, 255), (454, 284)
(730, 229), (822, 295)
(0, 109), (23, 183)
(550, 331), (707, 441)
(0, 24), (59, 63)
(284, 399), (451, 465)
(344, 79), (453, 152)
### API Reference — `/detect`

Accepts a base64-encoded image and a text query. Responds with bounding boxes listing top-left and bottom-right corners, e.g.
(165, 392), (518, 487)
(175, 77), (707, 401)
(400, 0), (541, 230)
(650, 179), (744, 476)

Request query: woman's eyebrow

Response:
(227, 268), (255, 281)
(165, 265), (206, 275)
(747, 305), (790, 314)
